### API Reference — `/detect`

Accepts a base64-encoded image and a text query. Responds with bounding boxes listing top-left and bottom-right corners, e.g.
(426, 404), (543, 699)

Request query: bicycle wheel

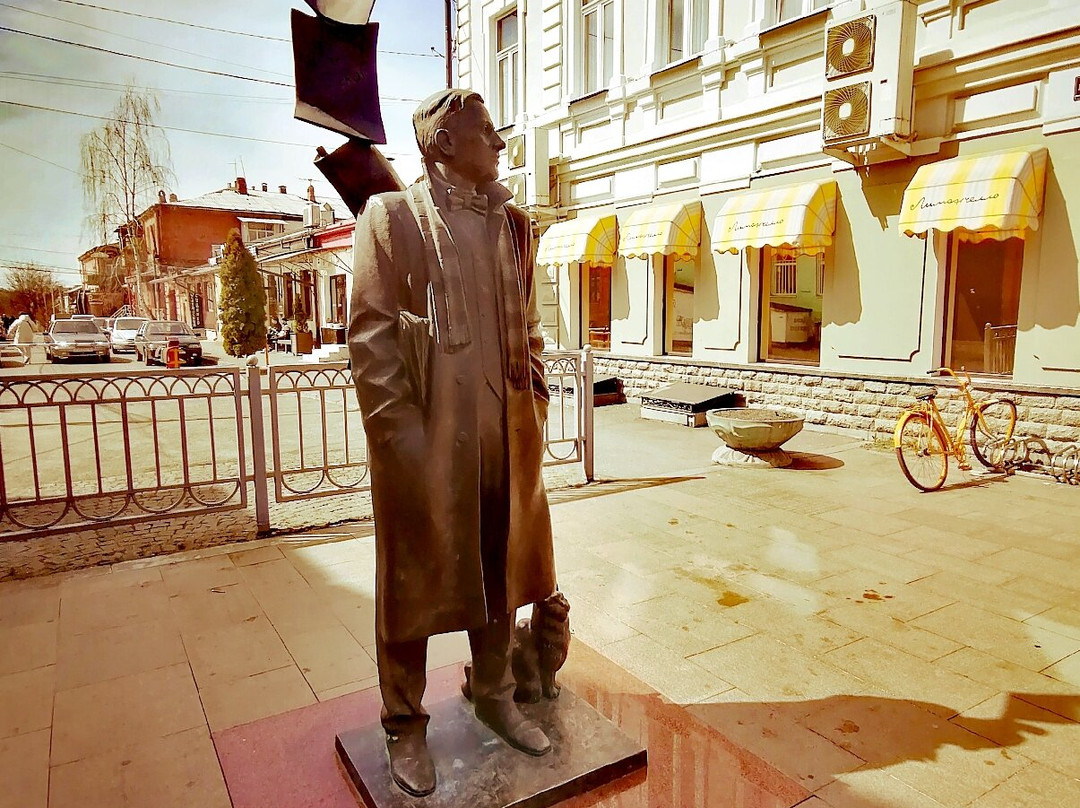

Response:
(896, 413), (949, 491)
(970, 398), (1017, 470)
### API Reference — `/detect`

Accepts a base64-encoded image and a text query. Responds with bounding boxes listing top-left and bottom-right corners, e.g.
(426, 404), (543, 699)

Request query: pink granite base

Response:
(214, 665), (463, 808)
(214, 645), (810, 808)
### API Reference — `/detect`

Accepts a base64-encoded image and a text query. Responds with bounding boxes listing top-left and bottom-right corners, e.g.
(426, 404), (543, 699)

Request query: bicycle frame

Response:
(895, 366), (1018, 490)
(898, 367), (998, 464)
(908, 395), (972, 466)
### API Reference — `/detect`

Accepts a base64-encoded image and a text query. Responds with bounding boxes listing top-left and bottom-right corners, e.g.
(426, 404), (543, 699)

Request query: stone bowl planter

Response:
(706, 407), (805, 468)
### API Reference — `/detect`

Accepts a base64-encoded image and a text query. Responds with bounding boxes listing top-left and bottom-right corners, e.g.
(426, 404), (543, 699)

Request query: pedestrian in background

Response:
(10, 312), (36, 364)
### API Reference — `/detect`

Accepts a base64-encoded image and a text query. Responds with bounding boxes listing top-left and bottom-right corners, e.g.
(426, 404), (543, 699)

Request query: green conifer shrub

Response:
(218, 230), (267, 357)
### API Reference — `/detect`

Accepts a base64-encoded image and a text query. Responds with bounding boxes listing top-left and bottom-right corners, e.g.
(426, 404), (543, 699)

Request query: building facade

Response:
(132, 179), (344, 333)
(459, 0), (1080, 442)
(75, 243), (124, 316)
(240, 211), (355, 355)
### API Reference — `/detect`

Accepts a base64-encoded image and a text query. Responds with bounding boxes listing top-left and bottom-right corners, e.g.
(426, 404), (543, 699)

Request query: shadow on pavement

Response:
(686, 691), (1080, 807)
(548, 476), (705, 505)
(785, 451), (845, 471)
(936, 472), (1010, 492)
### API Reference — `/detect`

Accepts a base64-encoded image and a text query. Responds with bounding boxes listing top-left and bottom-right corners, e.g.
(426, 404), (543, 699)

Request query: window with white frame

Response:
(495, 10), (519, 128)
(772, 256), (798, 296)
(667, 0), (709, 63)
(244, 221), (283, 242)
(776, 0), (830, 25)
(582, 0), (614, 95)
(815, 254), (826, 296)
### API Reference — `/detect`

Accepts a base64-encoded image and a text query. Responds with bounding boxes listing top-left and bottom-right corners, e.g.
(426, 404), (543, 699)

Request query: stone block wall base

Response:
(599, 357), (1080, 455)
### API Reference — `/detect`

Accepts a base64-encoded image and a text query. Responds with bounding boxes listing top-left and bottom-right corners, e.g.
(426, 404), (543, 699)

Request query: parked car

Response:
(109, 316), (150, 353)
(44, 319), (111, 362)
(93, 316), (110, 336)
(134, 320), (203, 365)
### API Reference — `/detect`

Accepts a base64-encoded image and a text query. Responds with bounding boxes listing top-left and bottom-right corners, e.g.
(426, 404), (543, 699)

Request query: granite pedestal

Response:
(336, 687), (646, 807)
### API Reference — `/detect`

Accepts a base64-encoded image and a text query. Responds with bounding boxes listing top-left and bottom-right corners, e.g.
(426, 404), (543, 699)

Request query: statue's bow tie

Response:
(447, 187), (488, 214)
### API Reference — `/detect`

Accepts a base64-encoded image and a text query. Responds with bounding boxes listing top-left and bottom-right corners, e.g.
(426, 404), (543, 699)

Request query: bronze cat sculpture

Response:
(463, 592), (571, 703)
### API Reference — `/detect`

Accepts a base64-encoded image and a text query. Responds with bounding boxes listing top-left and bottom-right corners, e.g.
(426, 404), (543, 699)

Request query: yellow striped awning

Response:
(899, 147), (1048, 242)
(617, 200), (701, 260)
(535, 213), (617, 267)
(711, 180), (837, 255)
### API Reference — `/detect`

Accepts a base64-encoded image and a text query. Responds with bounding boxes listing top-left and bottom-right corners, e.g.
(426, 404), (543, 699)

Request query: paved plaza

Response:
(1, 405), (1078, 807)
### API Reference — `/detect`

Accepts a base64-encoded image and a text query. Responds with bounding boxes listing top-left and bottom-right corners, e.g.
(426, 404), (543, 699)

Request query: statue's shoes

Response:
(385, 732), (436, 797)
(474, 699), (552, 756)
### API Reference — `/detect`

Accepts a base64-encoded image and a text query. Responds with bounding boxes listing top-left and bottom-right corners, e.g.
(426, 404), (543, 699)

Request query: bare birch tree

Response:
(80, 84), (172, 315)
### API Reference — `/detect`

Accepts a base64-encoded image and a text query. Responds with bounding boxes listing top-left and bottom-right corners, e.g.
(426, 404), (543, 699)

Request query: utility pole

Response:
(444, 0), (452, 88)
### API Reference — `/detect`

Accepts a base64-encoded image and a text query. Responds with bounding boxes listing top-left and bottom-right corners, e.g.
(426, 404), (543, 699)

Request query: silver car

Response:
(109, 317), (149, 353)
(44, 319), (111, 362)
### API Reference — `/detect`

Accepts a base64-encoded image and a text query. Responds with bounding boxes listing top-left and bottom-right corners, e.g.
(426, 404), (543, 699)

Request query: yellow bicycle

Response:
(894, 367), (1018, 491)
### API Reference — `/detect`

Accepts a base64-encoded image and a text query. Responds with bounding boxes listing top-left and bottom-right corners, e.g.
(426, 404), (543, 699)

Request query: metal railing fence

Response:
(0, 368), (247, 539)
(0, 349), (594, 541)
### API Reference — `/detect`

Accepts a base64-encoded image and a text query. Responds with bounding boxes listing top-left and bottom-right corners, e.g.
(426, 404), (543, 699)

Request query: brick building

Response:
(131, 178), (344, 330)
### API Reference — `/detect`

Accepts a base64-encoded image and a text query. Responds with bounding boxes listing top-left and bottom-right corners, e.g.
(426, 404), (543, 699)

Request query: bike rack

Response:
(998, 437), (1080, 485)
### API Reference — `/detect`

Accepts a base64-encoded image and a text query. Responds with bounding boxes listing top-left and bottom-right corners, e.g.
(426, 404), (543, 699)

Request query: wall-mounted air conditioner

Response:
(502, 127), (550, 208)
(821, 0), (916, 163)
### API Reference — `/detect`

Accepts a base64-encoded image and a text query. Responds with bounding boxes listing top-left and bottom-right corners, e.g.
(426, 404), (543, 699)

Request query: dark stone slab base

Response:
(336, 687), (646, 807)
(640, 382), (739, 427)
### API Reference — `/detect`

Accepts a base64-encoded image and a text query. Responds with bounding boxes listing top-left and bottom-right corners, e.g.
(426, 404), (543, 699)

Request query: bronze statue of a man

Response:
(348, 89), (557, 797)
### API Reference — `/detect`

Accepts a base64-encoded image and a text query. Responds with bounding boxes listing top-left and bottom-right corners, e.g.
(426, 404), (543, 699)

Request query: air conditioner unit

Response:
(822, 0), (916, 163)
(501, 127), (550, 208)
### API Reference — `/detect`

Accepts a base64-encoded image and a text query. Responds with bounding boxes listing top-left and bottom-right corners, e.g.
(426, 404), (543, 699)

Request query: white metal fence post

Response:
(582, 345), (594, 481)
(247, 366), (271, 532)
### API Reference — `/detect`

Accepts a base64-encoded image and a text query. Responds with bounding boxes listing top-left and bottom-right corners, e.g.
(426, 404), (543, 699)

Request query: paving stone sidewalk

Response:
(1, 404), (1078, 807)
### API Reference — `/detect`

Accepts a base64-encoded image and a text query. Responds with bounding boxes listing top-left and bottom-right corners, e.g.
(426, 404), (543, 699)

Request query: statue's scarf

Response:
(406, 179), (530, 392)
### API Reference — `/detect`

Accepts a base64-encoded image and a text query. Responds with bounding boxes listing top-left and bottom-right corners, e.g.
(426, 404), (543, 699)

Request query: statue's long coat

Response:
(348, 182), (556, 644)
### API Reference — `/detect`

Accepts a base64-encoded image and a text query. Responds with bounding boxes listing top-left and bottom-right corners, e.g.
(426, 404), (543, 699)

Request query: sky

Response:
(0, 0), (449, 283)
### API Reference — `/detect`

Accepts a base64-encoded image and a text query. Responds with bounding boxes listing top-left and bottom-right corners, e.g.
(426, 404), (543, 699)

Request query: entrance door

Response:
(189, 291), (204, 329)
(759, 249), (823, 365)
(586, 264), (611, 349)
(330, 275), (348, 324)
(664, 256), (694, 356)
(946, 236), (1023, 375)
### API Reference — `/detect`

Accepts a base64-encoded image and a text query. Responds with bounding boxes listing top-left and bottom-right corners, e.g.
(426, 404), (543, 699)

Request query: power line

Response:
(0, 98), (321, 148)
(0, 70), (419, 104)
(0, 25), (425, 99)
(0, 71), (292, 104)
(55, 0), (290, 42)
(0, 266), (79, 278)
(0, 99), (413, 156)
(53, 0), (443, 58)
(0, 25), (293, 87)
(0, 140), (82, 176)
(0, 244), (81, 256)
(0, 2), (293, 80)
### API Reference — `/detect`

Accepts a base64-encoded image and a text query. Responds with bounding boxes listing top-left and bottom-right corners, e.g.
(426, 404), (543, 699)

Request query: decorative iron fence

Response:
(540, 348), (594, 476)
(0, 368), (247, 539)
(0, 350), (594, 541)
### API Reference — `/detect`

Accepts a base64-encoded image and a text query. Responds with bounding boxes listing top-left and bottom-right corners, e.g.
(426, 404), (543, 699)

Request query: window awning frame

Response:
(711, 179), (837, 256)
(898, 146), (1048, 243)
(535, 213), (617, 267)
(617, 200), (702, 260)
